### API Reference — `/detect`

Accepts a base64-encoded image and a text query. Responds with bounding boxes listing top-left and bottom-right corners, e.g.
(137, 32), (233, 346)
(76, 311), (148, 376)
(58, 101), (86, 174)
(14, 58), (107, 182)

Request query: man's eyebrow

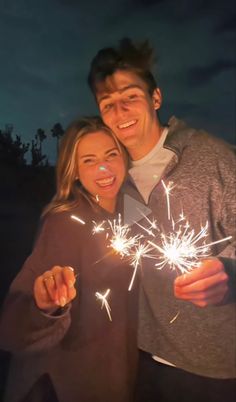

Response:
(98, 84), (142, 103)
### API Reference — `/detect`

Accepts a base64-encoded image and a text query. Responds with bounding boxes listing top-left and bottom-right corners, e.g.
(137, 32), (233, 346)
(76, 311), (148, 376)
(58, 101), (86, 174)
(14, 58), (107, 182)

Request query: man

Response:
(88, 38), (236, 402)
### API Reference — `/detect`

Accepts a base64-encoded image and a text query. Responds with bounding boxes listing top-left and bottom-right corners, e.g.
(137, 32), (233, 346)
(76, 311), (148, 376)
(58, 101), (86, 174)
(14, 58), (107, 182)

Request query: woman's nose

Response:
(97, 162), (112, 173)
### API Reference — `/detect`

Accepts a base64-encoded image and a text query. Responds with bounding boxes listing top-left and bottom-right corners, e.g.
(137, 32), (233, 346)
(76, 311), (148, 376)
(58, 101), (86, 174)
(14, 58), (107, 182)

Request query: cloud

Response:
(215, 14), (236, 33)
(186, 60), (236, 87)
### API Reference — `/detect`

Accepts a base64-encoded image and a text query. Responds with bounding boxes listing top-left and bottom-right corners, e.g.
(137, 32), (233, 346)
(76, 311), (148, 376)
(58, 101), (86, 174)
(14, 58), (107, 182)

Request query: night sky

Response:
(0, 0), (235, 164)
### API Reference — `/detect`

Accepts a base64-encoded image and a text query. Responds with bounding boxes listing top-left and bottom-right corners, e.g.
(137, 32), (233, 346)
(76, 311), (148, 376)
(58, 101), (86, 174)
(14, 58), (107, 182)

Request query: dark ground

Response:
(0, 162), (55, 401)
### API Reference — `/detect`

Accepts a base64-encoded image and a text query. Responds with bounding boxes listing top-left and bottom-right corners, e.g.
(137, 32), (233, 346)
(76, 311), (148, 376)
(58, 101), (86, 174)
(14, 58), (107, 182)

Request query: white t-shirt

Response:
(129, 128), (174, 204)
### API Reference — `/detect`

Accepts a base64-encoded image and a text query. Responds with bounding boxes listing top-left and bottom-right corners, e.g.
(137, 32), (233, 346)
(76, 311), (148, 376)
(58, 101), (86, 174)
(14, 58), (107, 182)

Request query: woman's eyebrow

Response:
(79, 153), (96, 159)
(105, 147), (119, 155)
(79, 147), (118, 159)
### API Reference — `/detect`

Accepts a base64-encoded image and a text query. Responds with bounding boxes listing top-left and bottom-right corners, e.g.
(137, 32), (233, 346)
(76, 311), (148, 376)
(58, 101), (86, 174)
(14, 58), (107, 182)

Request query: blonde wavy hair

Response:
(42, 116), (128, 216)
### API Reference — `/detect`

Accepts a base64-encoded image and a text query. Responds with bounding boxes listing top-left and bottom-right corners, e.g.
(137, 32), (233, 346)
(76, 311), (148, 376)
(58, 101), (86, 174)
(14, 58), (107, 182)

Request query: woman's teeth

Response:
(96, 177), (115, 187)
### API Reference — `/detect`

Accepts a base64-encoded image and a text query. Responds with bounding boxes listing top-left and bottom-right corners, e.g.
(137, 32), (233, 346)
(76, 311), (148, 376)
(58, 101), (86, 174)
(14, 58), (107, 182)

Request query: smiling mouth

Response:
(96, 177), (115, 187)
(118, 120), (137, 129)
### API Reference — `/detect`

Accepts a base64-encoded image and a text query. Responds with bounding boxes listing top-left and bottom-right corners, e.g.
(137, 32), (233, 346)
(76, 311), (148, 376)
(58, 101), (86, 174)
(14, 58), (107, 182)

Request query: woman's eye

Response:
(83, 158), (96, 165)
(107, 151), (119, 160)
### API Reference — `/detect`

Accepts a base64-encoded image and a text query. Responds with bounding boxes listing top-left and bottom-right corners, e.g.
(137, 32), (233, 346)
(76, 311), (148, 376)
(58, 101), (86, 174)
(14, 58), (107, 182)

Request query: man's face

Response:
(95, 70), (162, 160)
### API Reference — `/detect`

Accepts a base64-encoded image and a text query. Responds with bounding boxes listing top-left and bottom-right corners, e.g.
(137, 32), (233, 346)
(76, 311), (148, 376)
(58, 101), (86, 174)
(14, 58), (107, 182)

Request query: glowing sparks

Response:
(161, 180), (175, 220)
(95, 289), (112, 321)
(128, 242), (155, 291)
(148, 221), (211, 274)
(71, 215), (86, 225)
(107, 214), (142, 257)
(92, 220), (106, 234)
(92, 214), (149, 290)
(135, 209), (159, 237)
(144, 181), (232, 275)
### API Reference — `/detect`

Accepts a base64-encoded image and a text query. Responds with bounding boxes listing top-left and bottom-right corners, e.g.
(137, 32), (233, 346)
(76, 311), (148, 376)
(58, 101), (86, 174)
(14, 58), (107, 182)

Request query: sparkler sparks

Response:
(95, 289), (112, 321)
(107, 214), (143, 257)
(92, 220), (106, 234)
(144, 181), (232, 275)
(161, 180), (175, 220)
(92, 215), (152, 290)
(71, 215), (86, 225)
(128, 242), (155, 291)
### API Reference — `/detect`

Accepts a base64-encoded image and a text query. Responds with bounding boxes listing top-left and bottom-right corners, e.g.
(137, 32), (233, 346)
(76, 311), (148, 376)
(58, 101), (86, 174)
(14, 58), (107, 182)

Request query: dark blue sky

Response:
(0, 0), (235, 163)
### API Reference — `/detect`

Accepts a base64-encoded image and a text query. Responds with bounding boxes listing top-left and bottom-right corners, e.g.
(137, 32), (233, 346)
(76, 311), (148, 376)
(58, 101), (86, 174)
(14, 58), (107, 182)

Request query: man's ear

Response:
(152, 88), (162, 110)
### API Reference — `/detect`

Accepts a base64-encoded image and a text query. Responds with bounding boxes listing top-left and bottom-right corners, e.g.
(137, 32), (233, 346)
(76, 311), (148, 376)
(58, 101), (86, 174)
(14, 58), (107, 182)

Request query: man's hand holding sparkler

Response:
(34, 266), (77, 312)
(174, 258), (229, 307)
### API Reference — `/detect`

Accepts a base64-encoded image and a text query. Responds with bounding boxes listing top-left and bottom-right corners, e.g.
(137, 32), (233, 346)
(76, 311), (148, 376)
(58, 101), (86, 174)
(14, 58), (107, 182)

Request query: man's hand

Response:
(34, 266), (77, 312)
(174, 258), (229, 307)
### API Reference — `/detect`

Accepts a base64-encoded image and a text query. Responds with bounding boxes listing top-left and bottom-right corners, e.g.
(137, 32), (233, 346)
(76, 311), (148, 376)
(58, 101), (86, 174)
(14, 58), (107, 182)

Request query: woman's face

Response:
(77, 130), (126, 212)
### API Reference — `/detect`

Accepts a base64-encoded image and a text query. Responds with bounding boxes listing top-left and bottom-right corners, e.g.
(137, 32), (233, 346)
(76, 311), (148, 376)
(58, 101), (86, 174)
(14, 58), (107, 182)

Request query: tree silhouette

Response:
(51, 123), (64, 154)
(35, 128), (46, 153)
(0, 125), (29, 166)
(30, 139), (48, 167)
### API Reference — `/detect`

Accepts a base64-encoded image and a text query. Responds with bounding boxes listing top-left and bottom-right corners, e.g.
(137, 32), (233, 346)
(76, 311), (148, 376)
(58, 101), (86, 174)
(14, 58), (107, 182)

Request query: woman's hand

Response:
(34, 266), (77, 312)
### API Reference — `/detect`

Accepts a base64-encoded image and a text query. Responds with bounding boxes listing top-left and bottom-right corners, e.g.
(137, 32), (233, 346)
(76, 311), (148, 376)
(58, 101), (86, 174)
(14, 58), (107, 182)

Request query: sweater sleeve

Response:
(215, 144), (236, 300)
(0, 212), (81, 355)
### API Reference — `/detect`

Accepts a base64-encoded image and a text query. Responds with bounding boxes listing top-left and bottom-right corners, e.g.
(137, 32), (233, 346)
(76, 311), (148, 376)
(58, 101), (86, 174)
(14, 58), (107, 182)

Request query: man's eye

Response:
(127, 94), (138, 100)
(103, 103), (113, 112)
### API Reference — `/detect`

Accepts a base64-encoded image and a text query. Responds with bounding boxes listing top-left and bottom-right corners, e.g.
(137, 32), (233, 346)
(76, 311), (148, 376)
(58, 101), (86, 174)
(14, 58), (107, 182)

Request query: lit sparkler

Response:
(107, 214), (143, 257)
(95, 289), (112, 321)
(92, 215), (152, 290)
(145, 181), (232, 275)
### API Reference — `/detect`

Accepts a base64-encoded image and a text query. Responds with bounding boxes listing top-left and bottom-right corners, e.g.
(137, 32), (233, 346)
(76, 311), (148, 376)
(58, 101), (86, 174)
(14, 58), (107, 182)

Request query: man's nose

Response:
(114, 100), (129, 117)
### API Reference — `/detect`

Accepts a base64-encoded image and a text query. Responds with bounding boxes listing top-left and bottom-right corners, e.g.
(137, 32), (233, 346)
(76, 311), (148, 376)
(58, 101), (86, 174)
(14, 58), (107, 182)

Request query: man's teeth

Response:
(96, 177), (115, 187)
(118, 120), (136, 129)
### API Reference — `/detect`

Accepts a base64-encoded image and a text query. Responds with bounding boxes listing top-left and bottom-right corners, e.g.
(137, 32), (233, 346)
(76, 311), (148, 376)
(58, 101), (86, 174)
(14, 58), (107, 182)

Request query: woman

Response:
(0, 117), (138, 402)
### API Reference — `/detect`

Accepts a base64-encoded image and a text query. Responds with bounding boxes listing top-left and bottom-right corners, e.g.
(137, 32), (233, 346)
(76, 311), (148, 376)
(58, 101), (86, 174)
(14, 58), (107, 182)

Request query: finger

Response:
(52, 267), (68, 307)
(34, 276), (49, 304)
(34, 276), (58, 310)
(174, 259), (224, 287)
(62, 266), (76, 290)
(175, 281), (228, 302)
(186, 289), (228, 307)
(42, 271), (59, 304)
(67, 286), (77, 303)
(174, 270), (228, 294)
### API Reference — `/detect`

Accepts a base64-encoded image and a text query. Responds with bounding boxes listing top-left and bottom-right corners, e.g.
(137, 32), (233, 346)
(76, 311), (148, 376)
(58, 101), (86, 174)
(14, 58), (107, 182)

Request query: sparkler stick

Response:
(95, 289), (112, 321)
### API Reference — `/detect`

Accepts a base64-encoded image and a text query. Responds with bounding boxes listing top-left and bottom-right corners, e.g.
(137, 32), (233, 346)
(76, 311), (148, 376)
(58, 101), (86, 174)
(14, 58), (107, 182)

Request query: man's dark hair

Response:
(88, 38), (157, 96)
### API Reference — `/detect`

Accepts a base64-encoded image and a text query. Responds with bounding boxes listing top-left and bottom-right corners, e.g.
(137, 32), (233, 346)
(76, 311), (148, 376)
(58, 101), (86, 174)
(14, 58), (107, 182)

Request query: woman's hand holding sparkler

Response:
(34, 266), (77, 312)
(174, 258), (229, 307)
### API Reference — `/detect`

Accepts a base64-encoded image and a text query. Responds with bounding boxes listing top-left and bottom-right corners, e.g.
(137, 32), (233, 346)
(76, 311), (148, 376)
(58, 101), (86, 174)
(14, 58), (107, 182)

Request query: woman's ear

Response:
(152, 88), (162, 110)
